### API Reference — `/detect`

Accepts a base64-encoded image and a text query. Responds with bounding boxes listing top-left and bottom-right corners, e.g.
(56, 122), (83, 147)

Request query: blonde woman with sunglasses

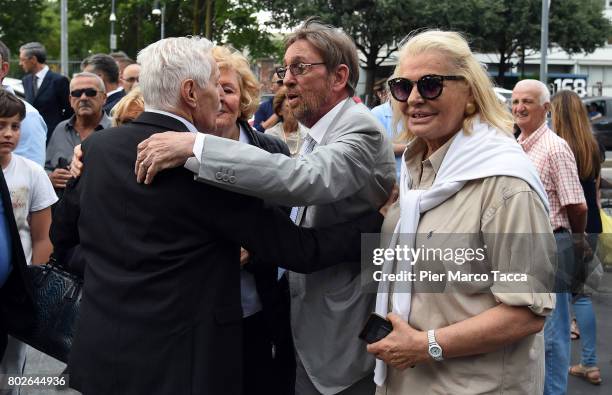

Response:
(367, 30), (556, 394)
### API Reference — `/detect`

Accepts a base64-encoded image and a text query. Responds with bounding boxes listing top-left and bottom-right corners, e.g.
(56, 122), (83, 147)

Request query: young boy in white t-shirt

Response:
(0, 90), (57, 266)
(0, 89), (58, 382)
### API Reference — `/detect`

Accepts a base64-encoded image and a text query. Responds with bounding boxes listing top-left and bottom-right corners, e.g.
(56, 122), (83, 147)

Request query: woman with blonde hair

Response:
(366, 30), (555, 394)
(211, 45), (293, 395)
(265, 86), (307, 157)
(551, 89), (603, 385)
(110, 87), (144, 126)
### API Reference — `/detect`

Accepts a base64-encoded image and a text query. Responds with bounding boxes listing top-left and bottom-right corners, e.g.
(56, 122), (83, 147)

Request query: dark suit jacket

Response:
(50, 112), (381, 395)
(23, 70), (73, 139)
(0, 170), (34, 359)
(103, 89), (126, 114)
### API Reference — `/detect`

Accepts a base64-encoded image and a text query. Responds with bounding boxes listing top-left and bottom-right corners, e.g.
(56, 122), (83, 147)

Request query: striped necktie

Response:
(279, 134), (317, 280)
(289, 133), (317, 224)
(32, 75), (39, 97)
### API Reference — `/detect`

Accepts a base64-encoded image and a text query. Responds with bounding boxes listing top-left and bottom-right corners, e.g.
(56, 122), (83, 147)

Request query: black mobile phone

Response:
(57, 157), (71, 170)
(358, 313), (393, 344)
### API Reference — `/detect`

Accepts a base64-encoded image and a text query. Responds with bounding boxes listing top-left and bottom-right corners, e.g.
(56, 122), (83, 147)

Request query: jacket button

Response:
(215, 172), (223, 180)
(229, 176), (236, 184)
(222, 174), (229, 182)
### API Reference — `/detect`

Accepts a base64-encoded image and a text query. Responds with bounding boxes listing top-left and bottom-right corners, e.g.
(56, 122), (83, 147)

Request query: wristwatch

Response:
(427, 329), (444, 361)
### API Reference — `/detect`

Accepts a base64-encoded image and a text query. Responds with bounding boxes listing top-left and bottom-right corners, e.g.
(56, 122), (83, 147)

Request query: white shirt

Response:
(143, 108), (199, 133)
(3, 154), (57, 265)
(34, 65), (49, 88)
(107, 86), (124, 97)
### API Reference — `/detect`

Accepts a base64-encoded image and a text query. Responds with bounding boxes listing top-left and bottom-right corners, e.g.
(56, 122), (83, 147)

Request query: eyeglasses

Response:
(70, 88), (98, 98)
(388, 75), (465, 101)
(123, 77), (139, 83)
(275, 62), (326, 79)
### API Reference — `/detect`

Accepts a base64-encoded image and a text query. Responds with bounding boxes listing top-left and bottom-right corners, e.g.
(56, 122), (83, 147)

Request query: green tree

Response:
(422, 0), (611, 85)
(0, 0), (49, 57)
(66, 0), (278, 61)
(267, 0), (430, 105)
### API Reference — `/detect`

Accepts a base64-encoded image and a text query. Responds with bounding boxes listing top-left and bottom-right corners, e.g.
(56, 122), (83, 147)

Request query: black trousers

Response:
(242, 311), (275, 395)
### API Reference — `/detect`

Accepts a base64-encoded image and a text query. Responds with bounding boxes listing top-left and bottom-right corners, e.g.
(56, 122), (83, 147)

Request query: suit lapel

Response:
(23, 74), (34, 102)
(35, 71), (52, 99)
(320, 98), (355, 146)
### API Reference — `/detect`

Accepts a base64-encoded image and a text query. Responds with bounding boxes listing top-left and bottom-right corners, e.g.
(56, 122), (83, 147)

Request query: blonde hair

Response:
(551, 90), (600, 181)
(392, 30), (514, 141)
(111, 87), (144, 126)
(212, 46), (260, 120)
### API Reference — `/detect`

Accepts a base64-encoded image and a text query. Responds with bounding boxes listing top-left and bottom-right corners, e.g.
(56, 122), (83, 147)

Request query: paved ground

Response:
(567, 271), (612, 394)
(11, 275), (612, 394)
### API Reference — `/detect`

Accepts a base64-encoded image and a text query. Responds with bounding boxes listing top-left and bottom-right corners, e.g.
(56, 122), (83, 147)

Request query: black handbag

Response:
(10, 256), (82, 363)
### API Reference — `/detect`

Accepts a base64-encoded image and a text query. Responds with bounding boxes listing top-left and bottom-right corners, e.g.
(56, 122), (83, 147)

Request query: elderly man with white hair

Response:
(50, 36), (383, 395)
(512, 79), (588, 395)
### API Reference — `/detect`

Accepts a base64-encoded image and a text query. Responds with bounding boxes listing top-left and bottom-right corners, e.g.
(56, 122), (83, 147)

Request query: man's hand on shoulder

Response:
(135, 131), (196, 184)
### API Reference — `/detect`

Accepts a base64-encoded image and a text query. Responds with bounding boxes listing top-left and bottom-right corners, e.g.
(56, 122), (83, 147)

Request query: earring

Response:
(465, 102), (476, 116)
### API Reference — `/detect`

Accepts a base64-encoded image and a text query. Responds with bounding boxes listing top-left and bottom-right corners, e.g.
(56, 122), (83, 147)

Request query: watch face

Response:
(429, 345), (442, 358)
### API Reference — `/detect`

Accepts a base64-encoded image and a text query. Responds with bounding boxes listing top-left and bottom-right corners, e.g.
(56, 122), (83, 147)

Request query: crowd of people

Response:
(0, 17), (607, 395)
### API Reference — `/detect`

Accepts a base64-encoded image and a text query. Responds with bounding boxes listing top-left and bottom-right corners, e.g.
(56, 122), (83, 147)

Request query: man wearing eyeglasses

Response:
(121, 63), (140, 94)
(45, 72), (110, 192)
(134, 18), (395, 395)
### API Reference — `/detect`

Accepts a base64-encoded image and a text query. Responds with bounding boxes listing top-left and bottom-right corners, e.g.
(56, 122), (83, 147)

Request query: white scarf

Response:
(373, 117), (549, 386)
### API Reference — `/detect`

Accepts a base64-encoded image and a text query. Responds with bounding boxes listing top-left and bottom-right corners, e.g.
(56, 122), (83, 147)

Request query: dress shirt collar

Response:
(65, 112), (112, 132)
(35, 65), (49, 84)
(107, 86), (124, 97)
(307, 97), (349, 144)
(238, 123), (251, 144)
(517, 122), (549, 152)
(144, 108), (199, 133)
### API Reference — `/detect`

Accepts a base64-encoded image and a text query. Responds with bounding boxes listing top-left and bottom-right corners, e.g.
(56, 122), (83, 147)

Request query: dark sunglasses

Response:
(70, 88), (98, 98)
(388, 75), (465, 101)
(123, 77), (139, 83)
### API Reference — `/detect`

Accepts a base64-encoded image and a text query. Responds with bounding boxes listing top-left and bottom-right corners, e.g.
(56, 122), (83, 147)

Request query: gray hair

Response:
(71, 72), (106, 93)
(20, 42), (47, 64)
(514, 79), (550, 105)
(285, 18), (359, 96)
(137, 36), (215, 112)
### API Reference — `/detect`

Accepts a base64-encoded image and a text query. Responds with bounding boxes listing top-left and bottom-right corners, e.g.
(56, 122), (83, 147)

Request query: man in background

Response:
(46, 72), (110, 194)
(0, 40), (46, 166)
(81, 53), (125, 114)
(19, 41), (72, 141)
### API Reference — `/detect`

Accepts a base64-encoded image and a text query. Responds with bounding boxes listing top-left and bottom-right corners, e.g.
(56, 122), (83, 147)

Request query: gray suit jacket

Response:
(195, 98), (395, 393)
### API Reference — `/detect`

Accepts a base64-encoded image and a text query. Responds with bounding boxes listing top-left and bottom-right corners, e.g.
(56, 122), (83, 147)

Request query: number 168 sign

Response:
(550, 77), (587, 98)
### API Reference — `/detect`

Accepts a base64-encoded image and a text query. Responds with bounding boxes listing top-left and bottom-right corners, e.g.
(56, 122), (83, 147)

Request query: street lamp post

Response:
(60, 0), (68, 76)
(152, 1), (166, 40)
(109, 0), (117, 51)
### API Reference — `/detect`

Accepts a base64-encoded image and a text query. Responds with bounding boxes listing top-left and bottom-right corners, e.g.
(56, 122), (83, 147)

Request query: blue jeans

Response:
(544, 233), (573, 395)
(545, 292), (571, 395)
(572, 295), (598, 367)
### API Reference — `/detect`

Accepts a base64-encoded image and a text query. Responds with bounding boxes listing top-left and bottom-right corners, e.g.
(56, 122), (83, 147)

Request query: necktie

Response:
(279, 134), (317, 280)
(32, 75), (39, 97)
(289, 133), (317, 224)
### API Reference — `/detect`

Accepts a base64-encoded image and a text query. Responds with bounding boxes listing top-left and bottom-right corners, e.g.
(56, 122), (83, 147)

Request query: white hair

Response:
(71, 72), (106, 92)
(514, 79), (550, 105)
(137, 36), (215, 111)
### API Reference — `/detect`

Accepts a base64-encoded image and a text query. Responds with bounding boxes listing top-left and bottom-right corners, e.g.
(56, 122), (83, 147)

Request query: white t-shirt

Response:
(2, 154), (58, 265)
